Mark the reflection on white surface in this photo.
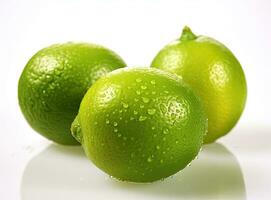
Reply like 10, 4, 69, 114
21, 143, 245, 200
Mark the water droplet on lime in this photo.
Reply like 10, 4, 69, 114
139, 116, 147, 121
122, 103, 129, 108
148, 108, 156, 115
163, 129, 169, 135
141, 85, 147, 90
142, 97, 150, 103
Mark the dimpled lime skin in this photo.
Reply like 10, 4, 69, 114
151, 27, 247, 144
72, 68, 207, 182
18, 43, 126, 145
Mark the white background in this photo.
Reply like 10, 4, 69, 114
0, 0, 270, 199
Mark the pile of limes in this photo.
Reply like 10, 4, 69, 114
18, 26, 247, 182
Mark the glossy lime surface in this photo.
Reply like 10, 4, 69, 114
151, 27, 247, 143
72, 67, 207, 182
18, 43, 126, 145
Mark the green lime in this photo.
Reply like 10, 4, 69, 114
71, 67, 207, 182
18, 43, 126, 145
151, 26, 247, 144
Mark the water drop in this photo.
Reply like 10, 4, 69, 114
162, 137, 166, 141
114, 128, 118, 133
147, 108, 156, 115
156, 145, 160, 150
139, 116, 147, 121
123, 136, 127, 141
136, 78, 142, 83
147, 157, 152, 162
130, 117, 134, 120
141, 85, 147, 90
160, 159, 164, 163
134, 98, 139, 102
113, 122, 118, 127
122, 103, 129, 108
151, 91, 156, 95
134, 110, 138, 115
163, 129, 169, 135
151, 80, 156, 85
175, 140, 179, 144
140, 105, 144, 109
136, 90, 141, 95
117, 133, 122, 137
151, 126, 156, 130
142, 97, 150, 103
164, 90, 169, 94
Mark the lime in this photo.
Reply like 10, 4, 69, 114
18, 43, 126, 145
71, 67, 207, 182
151, 26, 247, 143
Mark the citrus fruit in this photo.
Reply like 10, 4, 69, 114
151, 26, 247, 143
71, 67, 207, 182
18, 43, 126, 145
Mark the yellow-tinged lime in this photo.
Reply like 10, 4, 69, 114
151, 26, 247, 143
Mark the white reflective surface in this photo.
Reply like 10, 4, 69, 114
21, 143, 246, 200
